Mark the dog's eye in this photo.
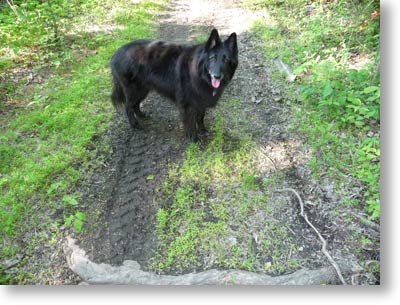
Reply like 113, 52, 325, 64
223, 56, 229, 63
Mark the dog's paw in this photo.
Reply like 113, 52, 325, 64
135, 110, 148, 119
198, 128, 209, 136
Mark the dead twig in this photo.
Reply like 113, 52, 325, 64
351, 212, 380, 232
248, 144, 278, 171
275, 188, 347, 285
1, 254, 25, 270
6, 0, 21, 21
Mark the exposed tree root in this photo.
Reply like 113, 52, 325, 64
64, 237, 360, 285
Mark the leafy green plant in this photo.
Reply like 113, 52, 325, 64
299, 68, 380, 130
62, 195, 79, 207
62, 194, 87, 232
64, 211, 87, 233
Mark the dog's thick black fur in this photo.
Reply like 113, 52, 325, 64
111, 28, 238, 141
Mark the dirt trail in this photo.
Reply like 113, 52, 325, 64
74, 0, 368, 284
81, 0, 271, 267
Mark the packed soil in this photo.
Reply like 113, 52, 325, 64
74, 0, 379, 285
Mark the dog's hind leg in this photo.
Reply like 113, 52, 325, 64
121, 81, 149, 128
111, 75, 125, 110
133, 94, 148, 119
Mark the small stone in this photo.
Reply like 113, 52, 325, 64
227, 236, 237, 246
287, 74, 296, 83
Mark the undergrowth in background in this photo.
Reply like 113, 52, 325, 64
0, 0, 164, 283
246, 0, 380, 219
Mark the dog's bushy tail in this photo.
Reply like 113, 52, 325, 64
111, 75, 125, 110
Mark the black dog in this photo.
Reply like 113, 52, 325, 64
110, 28, 238, 141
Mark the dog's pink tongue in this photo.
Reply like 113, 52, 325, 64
211, 78, 221, 89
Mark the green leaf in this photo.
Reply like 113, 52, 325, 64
75, 211, 87, 221
73, 218, 83, 232
64, 215, 74, 227
358, 107, 369, 115
47, 181, 66, 196
62, 195, 78, 206
354, 120, 364, 127
322, 83, 333, 98
347, 96, 362, 105
146, 174, 155, 181
363, 86, 379, 94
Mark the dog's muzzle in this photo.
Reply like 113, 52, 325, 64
210, 73, 223, 89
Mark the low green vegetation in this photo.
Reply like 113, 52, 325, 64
151, 115, 302, 275
0, 0, 164, 283
246, 0, 380, 219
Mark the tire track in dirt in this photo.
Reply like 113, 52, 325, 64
83, 125, 185, 264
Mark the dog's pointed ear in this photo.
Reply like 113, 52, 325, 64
225, 32, 238, 55
205, 29, 221, 50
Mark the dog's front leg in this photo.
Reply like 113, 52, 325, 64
196, 108, 208, 134
182, 105, 199, 142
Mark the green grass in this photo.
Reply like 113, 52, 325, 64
151, 115, 302, 275
0, 0, 165, 284
246, 0, 380, 219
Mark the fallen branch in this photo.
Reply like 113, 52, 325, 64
351, 212, 380, 232
275, 188, 347, 285
1, 254, 25, 270
274, 57, 296, 83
